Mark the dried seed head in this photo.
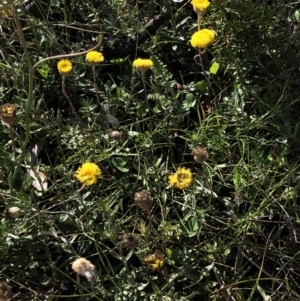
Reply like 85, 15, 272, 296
0, 282, 12, 301
191, 146, 209, 163
120, 233, 139, 249
4, 207, 25, 218
110, 131, 122, 140
134, 190, 153, 211
72, 257, 96, 289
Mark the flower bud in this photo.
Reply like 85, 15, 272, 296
110, 131, 122, 141
5, 207, 25, 218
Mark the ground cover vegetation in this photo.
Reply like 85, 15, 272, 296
0, 0, 300, 300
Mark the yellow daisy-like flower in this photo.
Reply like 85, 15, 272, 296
57, 59, 73, 75
133, 58, 153, 73
190, 29, 215, 49
191, 0, 211, 13
86, 51, 105, 65
168, 167, 193, 190
75, 162, 101, 186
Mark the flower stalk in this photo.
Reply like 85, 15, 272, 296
8, 0, 34, 186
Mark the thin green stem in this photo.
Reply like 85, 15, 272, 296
92, 65, 109, 129
92, 65, 100, 104
9, 0, 33, 186
197, 49, 217, 102
197, 12, 202, 30
62, 75, 80, 123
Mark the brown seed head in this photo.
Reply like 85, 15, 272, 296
134, 190, 153, 211
120, 233, 139, 249
0, 282, 12, 301
191, 146, 209, 163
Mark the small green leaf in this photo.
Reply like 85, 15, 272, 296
209, 62, 220, 75
37, 64, 50, 78
111, 157, 129, 172
198, 262, 214, 281
195, 80, 208, 93
182, 93, 196, 110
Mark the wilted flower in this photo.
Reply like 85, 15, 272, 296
190, 29, 215, 49
120, 233, 139, 249
0, 103, 17, 125
134, 190, 153, 211
191, 0, 211, 14
57, 59, 73, 75
191, 146, 209, 163
5, 206, 25, 218
133, 58, 153, 73
0, 282, 12, 301
143, 250, 165, 270
168, 167, 193, 190
72, 257, 96, 289
0, 5, 12, 18
86, 51, 104, 65
75, 162, 101, 186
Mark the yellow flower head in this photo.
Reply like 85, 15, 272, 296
133, 58, 153, 73
86, 51, 105, 65
0, 103, 17, 125
191, 0, 211, 13
75, 162, 101, 186
0, 6, 12, 18
149, 258, 165, 270
143, 250, 165, 270
190, 29, 215, 49
168, 167, 193, 190
57, 59, 73, 75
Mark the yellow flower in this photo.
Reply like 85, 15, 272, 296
143, 250, 165, 270
75, 162, 101, 186
0, 103, 17, 125
57, 59, 73, 75
149, 258, 165, 270
133, 58, 153, 73
191, 0, 211, 13
86, 51, 105, 65
168, 167, 193, 190
190, 29, 215, 49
